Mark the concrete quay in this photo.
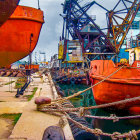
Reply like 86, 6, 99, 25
0, 74, 74, 140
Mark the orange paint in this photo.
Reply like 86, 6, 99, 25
0, 5, 44, 67
89, 60, 140, 112
129, 106, 140, 115
0, 0, 19, 26
25, 64, 39, 70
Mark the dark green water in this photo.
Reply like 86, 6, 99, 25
58, 84, 140, 140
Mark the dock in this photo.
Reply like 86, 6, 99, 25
0, 73, 74, 140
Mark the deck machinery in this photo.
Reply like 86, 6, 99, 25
60, 0, 140, 62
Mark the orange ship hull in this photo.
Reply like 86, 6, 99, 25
89, 60, 140, 112
0, 5, 44, 67
0, 0, 20, 26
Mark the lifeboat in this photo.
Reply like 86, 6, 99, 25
0, 5, 44, 67
89, 60, 140, 112
0, 0, 20, 26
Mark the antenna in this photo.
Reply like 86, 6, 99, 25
35, 52, 38, 64
38, 0, 40, 9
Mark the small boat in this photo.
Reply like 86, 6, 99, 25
89, 59, 140, 112
0, 0, 20, 26
0, 5, 44, 67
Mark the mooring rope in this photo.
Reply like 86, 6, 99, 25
37, 64, 140, 139
67, 116, 140, 139
38, 96, 140, 113
38, 102, 140, 139
39, 65, 124, 108
54, 65, 124, 103
71, 112, 140, 122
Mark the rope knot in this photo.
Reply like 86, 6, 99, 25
78, 107, 85, 117
110, 114, 119, 122
111, 132, 121, 140
59, 116, 68, 128
131, 130, 138, 139
127, 130, 138, 140
93, 128, 103, 136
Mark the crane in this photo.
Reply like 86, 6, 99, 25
106, 0, 140, 53
61, 0, 140, 60
39, 51, 47, 67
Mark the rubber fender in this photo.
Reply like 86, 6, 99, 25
63, 78, 68, 82
70, 77, 76, 84
68, 113, 100, 140
77, 77, 82, 82
59, 90, 65, 97
86, 72, 91, 85
74, 131, 99, 140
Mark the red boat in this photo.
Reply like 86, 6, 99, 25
0, 0, 20, 26
0, 5, 44, 67
89, 60, 140, 113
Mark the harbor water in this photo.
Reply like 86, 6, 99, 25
58, 84, 140, 140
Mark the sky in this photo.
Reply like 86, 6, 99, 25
19, 0, 139, 62
19, 0, 64, 62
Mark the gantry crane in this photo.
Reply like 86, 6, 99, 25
61, 0, 140, 60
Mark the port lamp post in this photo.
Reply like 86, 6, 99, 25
29, 33, 33, 70
27, 33, 34, 81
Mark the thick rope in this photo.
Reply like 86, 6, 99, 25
50, 65, 125, 105
38, 102, 140, 139
71, 112, 140, 122
39, 64, 140, 139
67, 116, 140, 139
38, 96, 140, 113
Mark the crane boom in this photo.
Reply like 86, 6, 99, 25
107, 0, 140, 53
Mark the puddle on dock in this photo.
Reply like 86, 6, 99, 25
58, 84, 140, 140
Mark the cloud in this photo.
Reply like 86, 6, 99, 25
19, 0, 137, 62
19, 0, 63, 62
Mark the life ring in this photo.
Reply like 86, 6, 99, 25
70, 77, 76, 84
